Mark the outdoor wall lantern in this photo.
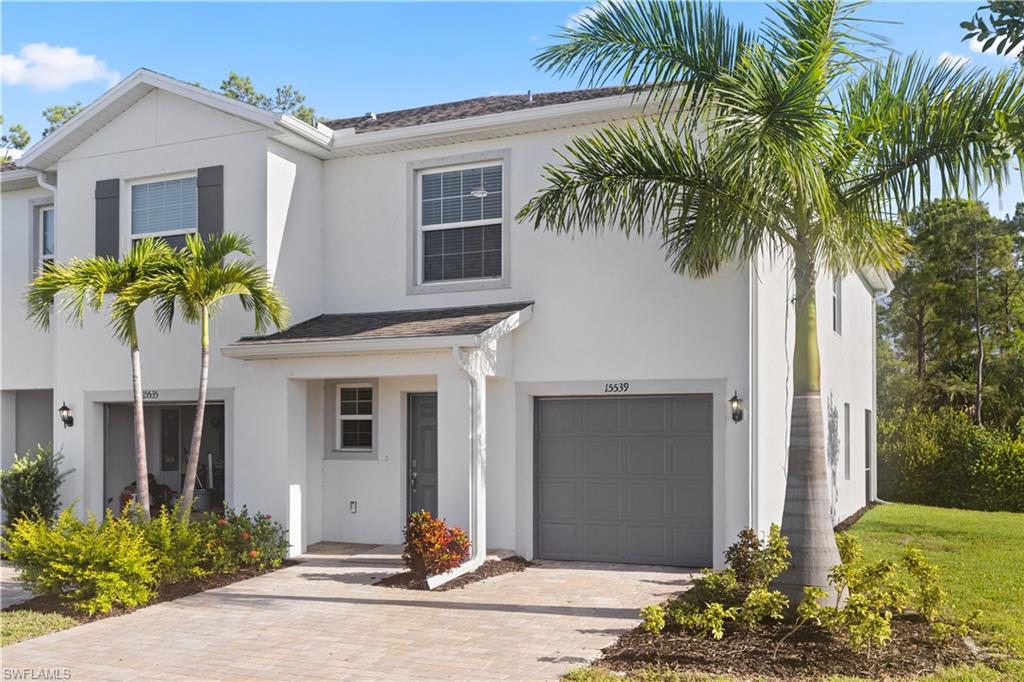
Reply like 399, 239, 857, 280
58, 402, 74, 429
728, 391, 744, 423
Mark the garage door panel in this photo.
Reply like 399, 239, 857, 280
627, 526, 668, 560
623, 439, 666, 475
581, 482, 621, 517
671, 485, 712, 523
582, 524, 621, 558
538, 439, 578, 474
669, 396, 714, 432
624, 398, 668, 432
537, 399, 576, 433
537, 395, 713, 568
581, 440, 621, 474
539, 523, 579, 558
626, 483, 667, 517
539, 481, 577, 515
580, 400, 620, 432
669, 436, 714, 477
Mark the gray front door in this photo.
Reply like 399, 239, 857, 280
535, 395, 714, 567
408, 393, 438, 517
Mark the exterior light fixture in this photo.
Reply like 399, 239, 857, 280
469, 188, 489, 199
58, 402, 74, 429
728, 391, 744, 423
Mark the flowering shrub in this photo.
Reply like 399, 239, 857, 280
3, 508, 155, 615
401, 510, 470, 577
197, 505, 288, 572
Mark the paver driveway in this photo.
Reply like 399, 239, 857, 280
1, 543, 693, 681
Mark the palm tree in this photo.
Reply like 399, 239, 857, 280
518, 0, 1023, 602
26, 239, 177, 520
119, 232, 288, 516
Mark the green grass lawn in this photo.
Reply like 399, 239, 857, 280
0, 610, 77, 646
847, 503, 1024, 660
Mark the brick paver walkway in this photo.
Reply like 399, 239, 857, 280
0, 544, 693, 681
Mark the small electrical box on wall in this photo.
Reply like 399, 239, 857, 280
349, 501, 357, 513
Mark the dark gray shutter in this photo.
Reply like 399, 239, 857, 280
197, 165, 224, 241
95, 179, 120, 259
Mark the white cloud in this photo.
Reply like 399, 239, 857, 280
1, 43, 120, 91
567, 6, 598, 28
967, 35, 1023, 60
938, 51, 972, 68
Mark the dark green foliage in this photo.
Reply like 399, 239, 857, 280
963, 2, 1024, 63
640, 524, 791, 637
3, 509, 156, 615
41, 102, 83, 137
219, 72, 316, 125
0, 444, 73, 523
879, 200, 1024, 433
196, 505, 289, 573
0, 114, 30, 160
878, 407, 1024, 512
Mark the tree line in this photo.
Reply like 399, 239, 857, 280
879, 200, 1024, 434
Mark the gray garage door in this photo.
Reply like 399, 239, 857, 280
535, 395, 713, 567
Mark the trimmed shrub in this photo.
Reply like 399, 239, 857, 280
130, 502, 206, 584
0, 444, 73, 523
3, 508, 155, 615
878, 407, 1024, 511
197, 505, 288, 573
401, 510, 470, 577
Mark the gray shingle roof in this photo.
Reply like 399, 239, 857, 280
322, 87, 628, 133
1, 161, 18, 172
238, 302, 533, 344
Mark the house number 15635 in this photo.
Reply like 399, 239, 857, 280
604, 382, 629, 393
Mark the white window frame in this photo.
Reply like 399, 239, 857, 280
832, 276, 843, 335
36, 204, 55, 272
335, 382, 375, 453
407, 149, 511, 294
126, 170, 199, 249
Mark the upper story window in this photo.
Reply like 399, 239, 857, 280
410, 151, 510, 294
131, 175, 197, 249
832, 276, 842, 335
37, 205, 54, 271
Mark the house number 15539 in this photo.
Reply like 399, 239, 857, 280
604, 382, 629, 393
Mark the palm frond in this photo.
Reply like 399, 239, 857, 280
534, 0, 750, 121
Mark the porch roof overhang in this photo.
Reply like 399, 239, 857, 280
221, 301, 533, 360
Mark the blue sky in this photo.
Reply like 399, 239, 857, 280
1, 1, 1020, 215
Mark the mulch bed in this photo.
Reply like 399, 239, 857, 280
375, 556, 531, 591
834, 501, 881, 533
3, 560, 298, 623
597, 614, 977, 681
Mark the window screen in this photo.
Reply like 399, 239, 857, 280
419, 164, 502, 283
132, 177, 198, 236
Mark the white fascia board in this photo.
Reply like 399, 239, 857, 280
221, 334, 483, 360
857, 266, 894, 295
17, 68, 328, 169
330, 95, 646, 156
0, 168, 41, 192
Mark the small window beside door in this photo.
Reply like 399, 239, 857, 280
336, 384, 374, 451
832, 276, 843, 335
36, 205, 55, 272
843, 402, 851, 480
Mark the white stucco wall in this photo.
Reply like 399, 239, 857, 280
755, 256, 879, 532
1, 185, 54, 390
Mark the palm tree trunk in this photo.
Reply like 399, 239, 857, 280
129, 322, 151, 521
773, 249, 843, 606
973, 249, 984, 426
180, 306, 210, 519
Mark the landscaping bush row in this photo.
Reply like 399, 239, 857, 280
2, 504, 288, 615
878, 407, 1024, 512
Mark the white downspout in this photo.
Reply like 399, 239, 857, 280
37, 172, 57, 196
425, 346, 487, 589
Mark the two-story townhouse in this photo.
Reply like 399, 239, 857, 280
0, 69, 889, 577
